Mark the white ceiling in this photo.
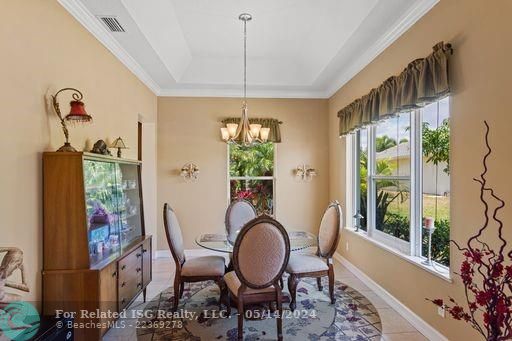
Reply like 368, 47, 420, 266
59, 0, 439, 98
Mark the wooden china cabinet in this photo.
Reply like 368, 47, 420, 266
42, 152, 152, 340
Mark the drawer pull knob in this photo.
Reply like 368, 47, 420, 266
136, 268, 141, 273
136, 253, 142, 258
142, 249, 148, 253
121, 298, 126, 304
137, 283, 142, 288
121, 265, 126, 270
121, 281, 126, 287
112, 271, 117, 277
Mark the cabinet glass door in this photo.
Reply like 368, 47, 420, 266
83, 160, 122, 265
115, 163, 143, 247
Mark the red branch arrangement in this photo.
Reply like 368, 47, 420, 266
427, 121, 510, 340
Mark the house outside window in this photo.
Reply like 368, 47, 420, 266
351, 97, 450, 268
228, 143, 275, 215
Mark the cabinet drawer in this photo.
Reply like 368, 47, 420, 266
118, 247, 143, 310
118, 275, 142, 310
119, 246, 143, 273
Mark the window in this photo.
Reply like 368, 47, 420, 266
228, 143, 275, 215
351, 97, 450, 267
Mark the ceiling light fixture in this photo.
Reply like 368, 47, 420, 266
220, 13, 270, 145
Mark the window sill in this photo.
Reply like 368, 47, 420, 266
344, 227, 453, 283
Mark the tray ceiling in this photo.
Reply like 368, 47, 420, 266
59, 0, 439, 98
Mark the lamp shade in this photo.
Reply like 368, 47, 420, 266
226, 123, 238, 138
249, 124, 262, 138
65, 100, 92, 123
111, 137, 127, 149
260, 127, 270, 142
220, 127, 230, 141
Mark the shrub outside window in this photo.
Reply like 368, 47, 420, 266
352, 97, 450, 267
228, 143, 275, 215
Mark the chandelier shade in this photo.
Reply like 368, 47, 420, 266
221, 118, 282, 143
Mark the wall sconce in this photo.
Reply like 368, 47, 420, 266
180, 163, 200, 181
294, 164, 317, 182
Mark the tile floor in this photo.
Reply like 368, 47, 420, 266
104, 253, 428, 340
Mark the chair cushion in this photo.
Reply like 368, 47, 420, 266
236, 222, 288, 286
164, 206, 185, 264
226, 200, 256, 244
286, 254, 329, 274
224, 271, 275, 297
318, 204, 341, 256
181, 256, 226, 277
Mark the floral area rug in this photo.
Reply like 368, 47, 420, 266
137, 277, 381, 340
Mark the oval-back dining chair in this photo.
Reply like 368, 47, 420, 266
163, 203, 227, 311
224, 215, 290, 341
225, 199, 257, 245
286, 200, 343, 311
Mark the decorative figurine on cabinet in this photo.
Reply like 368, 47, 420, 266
90, 140, 112, 155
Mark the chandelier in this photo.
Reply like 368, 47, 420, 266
220, 13, 270, 145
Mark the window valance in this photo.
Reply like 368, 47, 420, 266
337, 42, 453, 136
221, 118, 282, 143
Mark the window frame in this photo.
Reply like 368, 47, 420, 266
226, 143, 277, 216
349, 99, 450, 270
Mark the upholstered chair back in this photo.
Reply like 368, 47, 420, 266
163, 203, 185, 266
225, 199, 257, 244
233, 215, 290, 289
318, 201, 343, 257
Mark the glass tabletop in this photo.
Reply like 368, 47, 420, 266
195, 230, 317, 253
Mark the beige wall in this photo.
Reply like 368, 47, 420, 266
0, 0, 157, 305
157, 97, 329, 250
328, 0, 512, 339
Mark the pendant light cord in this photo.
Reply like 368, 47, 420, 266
243, 17, 247, 105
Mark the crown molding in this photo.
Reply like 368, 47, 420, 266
58, 0, 161, 95
158, 87, 330, 99
59, 0, 438, 99
324, 0, 440, 98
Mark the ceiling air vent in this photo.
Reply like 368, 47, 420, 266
98, 16, 125, 33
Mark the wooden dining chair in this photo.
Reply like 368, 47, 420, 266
286, 201, 343, 311
163, 203, 227, 311
225, 199, 257, 245
224, 215, 290, 341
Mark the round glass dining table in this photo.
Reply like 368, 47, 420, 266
195, 230, 317, 253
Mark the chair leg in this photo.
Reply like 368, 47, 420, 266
316, 277, 323, 291
328, 265, 335, 304
216, 279, 225, 311
173, 276, 180, 312
237, 296, 244, 340
179, 282, 185, 298
288, 274, 299, 312
226, 291, 231, 316
276, 287, 283, 341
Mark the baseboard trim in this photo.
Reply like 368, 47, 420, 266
333, 252, 447, 341
155, 250, 171, 259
